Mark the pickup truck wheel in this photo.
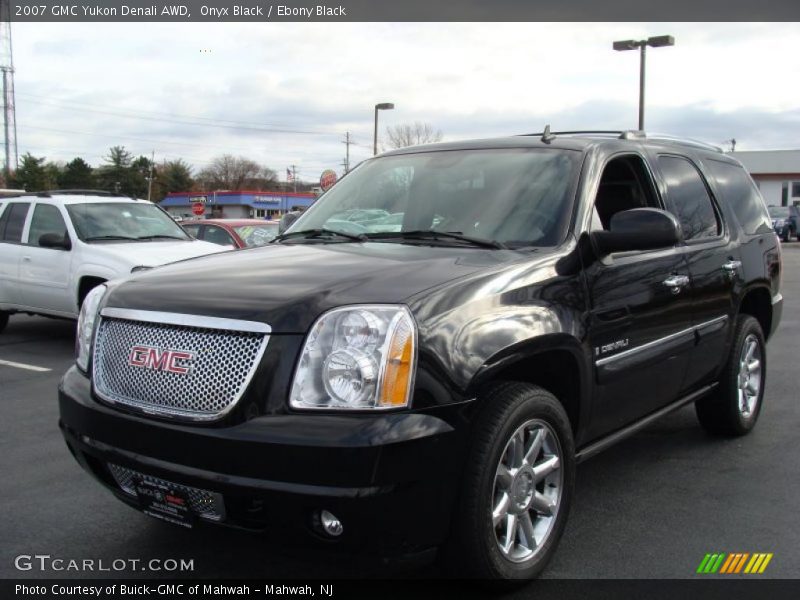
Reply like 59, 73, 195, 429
696, 315, 765, 436
0, 311, 8, 333
444, 382, 575, 581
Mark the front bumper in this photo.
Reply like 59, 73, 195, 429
59, 366, 468, 557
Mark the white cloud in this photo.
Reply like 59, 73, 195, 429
11, 22, 800, 178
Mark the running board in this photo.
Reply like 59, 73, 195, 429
575, 383, 718, 463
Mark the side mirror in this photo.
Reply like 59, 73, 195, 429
39, 232, 72, 251
592, 208, 680, 255
278, 211, 300, 234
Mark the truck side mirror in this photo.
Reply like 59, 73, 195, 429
591, 208, 681, 255
279, 211, 301, 234
38, 232, 72, 251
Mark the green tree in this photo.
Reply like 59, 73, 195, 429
97, 146, 134, 195
152, 159, 194, 201
58, 157, 95, 189
9, 153, 57, 192
130, 155, 153, 199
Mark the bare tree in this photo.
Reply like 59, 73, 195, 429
384, 122, 443, 150
196, 155, 278, 190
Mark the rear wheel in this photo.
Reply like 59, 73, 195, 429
0, 311, 8, 333
444, 382, 575, 581
696, 315, 766, 436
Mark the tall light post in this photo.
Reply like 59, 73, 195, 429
613, 35, 674, 131
373, 102, 394, 155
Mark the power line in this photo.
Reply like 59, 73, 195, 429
16, 92, 339, 130
20, 96, 342, 137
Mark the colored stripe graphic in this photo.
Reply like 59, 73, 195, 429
734, 553, 750, 573
720, 554, 736, 574
698, 552, 772, 574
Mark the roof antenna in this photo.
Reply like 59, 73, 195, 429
541, 124, 556, 144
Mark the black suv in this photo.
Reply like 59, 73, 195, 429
768, 204, 799, 242
59, 131, 783, 581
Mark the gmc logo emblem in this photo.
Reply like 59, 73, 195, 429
128, 345, 195, 375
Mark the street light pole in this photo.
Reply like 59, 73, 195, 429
638, 43, 646, 131
613, 35, 674, 131
373, 102, 395, 155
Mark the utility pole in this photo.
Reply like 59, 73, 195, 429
0, 2, 18, 181
342, 131, 352, 173
291, 164, 297, 192
146, 150, 155, 201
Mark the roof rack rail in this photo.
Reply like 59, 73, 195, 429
47, 189, 125, 196
643, 134, 723, 153
520, 130, 627, 138
518, 129, 722, 152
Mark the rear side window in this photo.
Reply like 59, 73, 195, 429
706, 160, 772, 235
0, 202, 31, 242
658, 156, 721, 241
182, 224, 201, 238
28, 204, 69, 247
203, 225, 234, 246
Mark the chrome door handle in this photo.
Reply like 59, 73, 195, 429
722, 260, 742, 272
663, 275, 690, 294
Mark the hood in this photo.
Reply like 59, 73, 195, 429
95, 239, 226, 267
105, 242, 524, 333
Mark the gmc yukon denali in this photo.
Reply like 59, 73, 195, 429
58, 131, 783, 581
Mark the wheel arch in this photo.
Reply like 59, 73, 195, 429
467, 334, 590, 440
737, 284, 773, 340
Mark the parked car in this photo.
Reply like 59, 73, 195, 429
59, 132, 782, 581
181, 218, 280, 249
0, 191, 224, 333
767, 205, 799, 242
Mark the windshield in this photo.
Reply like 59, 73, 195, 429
66, 202, 191, 242
286, 148, 580, 247
234, 223, 279, 246
768, 206, 790, 218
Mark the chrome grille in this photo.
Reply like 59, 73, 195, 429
108, 463, 224, 521
92, 310, 269, 421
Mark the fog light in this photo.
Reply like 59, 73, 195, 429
319, 510, 343, 537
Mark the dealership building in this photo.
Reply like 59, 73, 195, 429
160, 190, 317, 220
732, 149, 800, 207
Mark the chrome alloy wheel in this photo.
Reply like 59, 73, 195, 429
737, 333, 762, 419
492, 419, 563, 563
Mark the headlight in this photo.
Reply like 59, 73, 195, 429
75, 284, 107, 372
289, 305, 417, 410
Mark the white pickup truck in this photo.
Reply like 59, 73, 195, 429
0, 191, 224, 333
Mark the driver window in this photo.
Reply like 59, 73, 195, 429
592, 155, 660, 231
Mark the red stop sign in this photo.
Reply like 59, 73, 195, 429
192, 203, 205, 216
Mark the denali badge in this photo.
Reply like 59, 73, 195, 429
128, 345, 195, 375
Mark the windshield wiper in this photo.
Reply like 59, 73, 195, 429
83, 235, 139, 241
136, 234, 187, 240
365, 230, 507, 249
273, 228, 367, 243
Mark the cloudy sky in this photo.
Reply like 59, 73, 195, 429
11, 22, 800, 181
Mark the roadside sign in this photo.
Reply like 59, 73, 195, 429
192, 203, 205, 216
189, 195, 208, 204
320, 170, 338, 192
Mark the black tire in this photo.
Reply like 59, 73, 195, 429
696, 315, 766, 436
0, 311, 8, 334
444, 382, 575, 581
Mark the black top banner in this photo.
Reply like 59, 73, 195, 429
5, 0, 800, 22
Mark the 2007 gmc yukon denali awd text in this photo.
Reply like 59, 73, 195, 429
58, 131, 783, 581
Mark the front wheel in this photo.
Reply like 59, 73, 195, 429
696, 315, 766, 436
444, 382, 575, 581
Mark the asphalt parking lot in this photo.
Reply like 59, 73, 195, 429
1, 245, 799, 580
